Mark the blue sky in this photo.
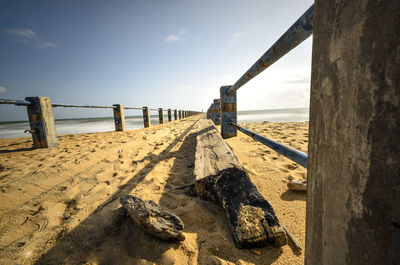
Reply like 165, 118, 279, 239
0, 0, 313, 121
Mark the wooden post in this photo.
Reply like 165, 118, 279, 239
167, 109, 172, 122
158, 108, 164, 124
25, 97, 58, 148
142, 106, 151, 128
306, 1, 400, 264
113, 104, 125, 131
213, 99, 221, 125
174, 109, 177, 120
220, 85, 237, 139
179, 110, 181, 119
210, 103, 215, 123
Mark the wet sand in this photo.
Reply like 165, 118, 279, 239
0, 115, 308, 265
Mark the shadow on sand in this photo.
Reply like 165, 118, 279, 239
35, 117, 282, 264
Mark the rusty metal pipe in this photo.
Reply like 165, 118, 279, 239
230, 123, 308, 168
227, 5, 314, 96
0, 99, 32, 106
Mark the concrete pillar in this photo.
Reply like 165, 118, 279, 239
158, 108, 164, 124
25, 97, 58, 148
167, 109, 172, 122
179, 110, 181, 119
142, 106, 151, 128
306, 1, 400, 265
213, 99, 221, 125
174, 109, 177, 120
220, 86, 237, 139
113, 104, 125, 131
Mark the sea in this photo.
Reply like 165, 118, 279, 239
0, 108, 309, 139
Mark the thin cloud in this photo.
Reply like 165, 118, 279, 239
286, 77, 310, 84
5, 28, 56, 50
180, 85, 192, 91
227, 32, 242, 45
165, 34, 181, 42
165, 28, 186, 43
0, 86, 7, 93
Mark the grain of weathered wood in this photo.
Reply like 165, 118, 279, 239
194, 119, 287, 248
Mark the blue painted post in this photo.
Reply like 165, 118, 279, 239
25, 97, 58, 148
167, 109, 172, 122
174, 109, 177, 120
158, 108, 164, 124
113, 104, 125, 131
220, 86, 237, 139
213, 99, 221, 125
142, 106, 151, 128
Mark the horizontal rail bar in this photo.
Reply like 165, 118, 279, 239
230, 123, 308, 168
52, 103, 116, 109
227, 4, 314, 96
124, 107, 142, 110
0, 99, 32, 106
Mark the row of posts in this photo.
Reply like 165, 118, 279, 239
206, 86, 237, 139
23, 97, 199, 148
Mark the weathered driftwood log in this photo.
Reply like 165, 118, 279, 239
120, 195, 185, 241
194, 119, 287, 248
287, 179, 307, 192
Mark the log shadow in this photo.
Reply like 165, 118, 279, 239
157, 128, 282, 264
0, 147, 37, 154
280, 190, 306, 202
34, 119, 200, 265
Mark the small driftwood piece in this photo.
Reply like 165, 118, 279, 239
287, 179, 307, 192
282, 224, 303, 250
194, 119, 287, 249
120, 195, 185, 241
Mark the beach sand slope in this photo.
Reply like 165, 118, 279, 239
0, 116, 307, 265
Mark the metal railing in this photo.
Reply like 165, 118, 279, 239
1, 97, 200, 147
208, 4, 314, 168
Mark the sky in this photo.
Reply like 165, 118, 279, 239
0, 0, 314, 121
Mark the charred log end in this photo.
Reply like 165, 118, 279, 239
234, 205, 287, 248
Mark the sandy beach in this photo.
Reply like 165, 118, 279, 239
0, 115, 308, 265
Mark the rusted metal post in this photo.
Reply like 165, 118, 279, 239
174, 109, 177, 120
213, 99, 221, 125
167, 109, 172, 122
220, 85, 237, 138
158, 108, 164, 124
25, 97, 58, 148
113, 104, 125, 131
142, 106, 151, 128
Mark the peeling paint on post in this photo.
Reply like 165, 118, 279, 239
220, 86, 237, 139
158, 108, 164, 124
167, 109, 172, 122
142, 106, 151, 128
25, 97, 58, 148
113, 104, 125, 131
213, 99, 221, 125
174, 109, 177, 120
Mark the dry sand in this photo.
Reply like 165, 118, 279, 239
0, 115, 308, 265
